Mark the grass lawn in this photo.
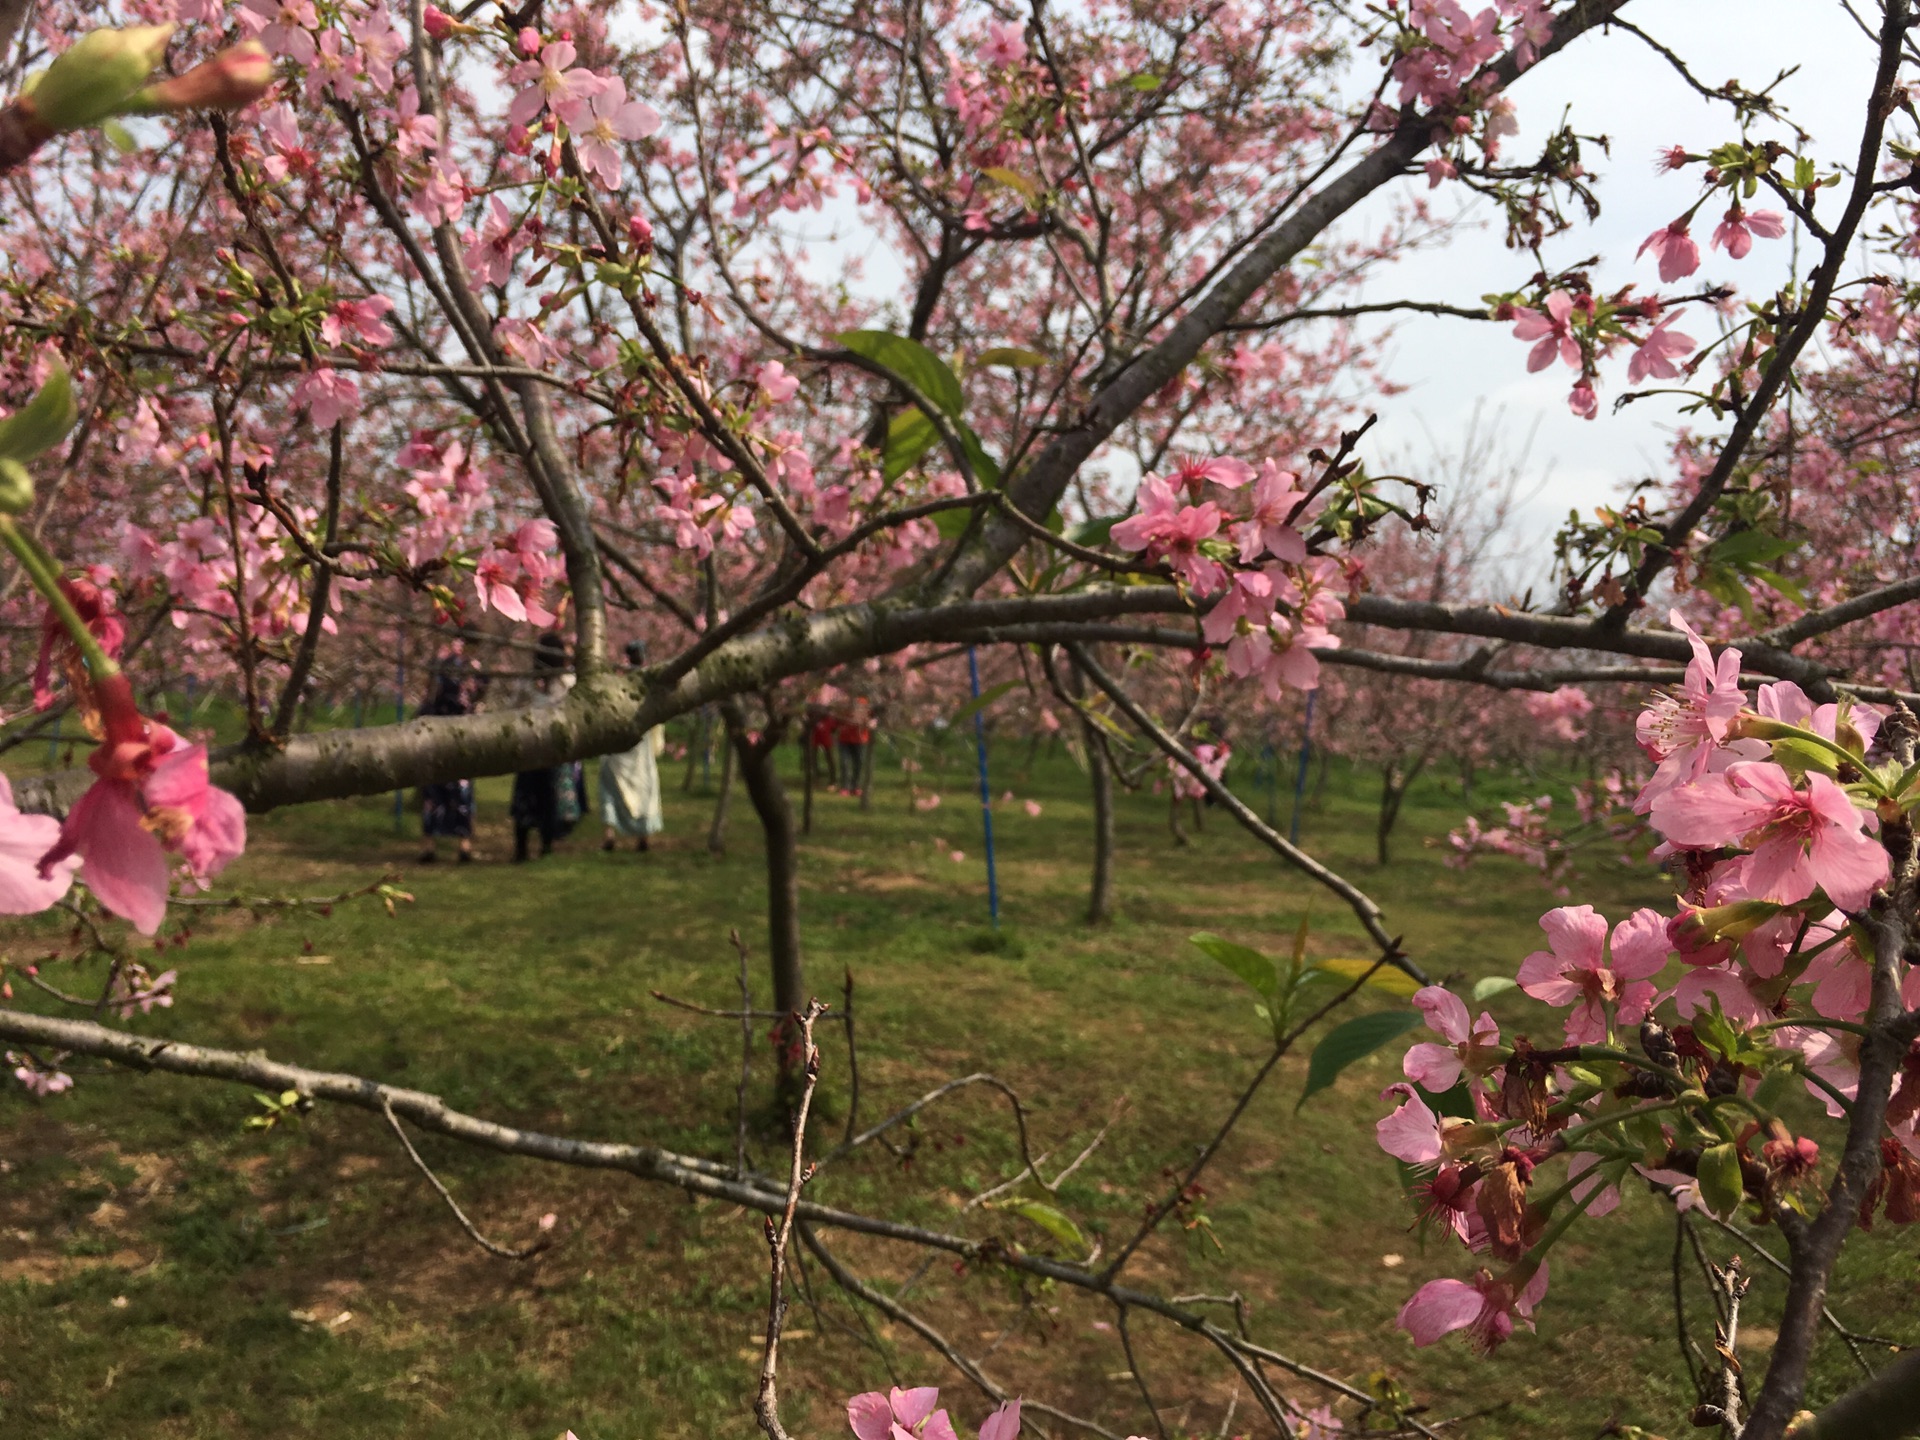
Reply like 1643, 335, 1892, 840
1, 730, 1914, 1440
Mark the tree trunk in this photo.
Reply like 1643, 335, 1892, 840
682, 711, 704, 792
707, 724, 735, 855
1085, 726, 1114, 924
728, 713, 806, 1023
1168, 788, 1187, 847
1376, 748, 1432, 866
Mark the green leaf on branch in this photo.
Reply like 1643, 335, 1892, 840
1298, 1010, 1424, 1109
882, 408, 938, 482
976, 345, 1049, 369
1471, 975, 1518, 1003
1190, 932, 1278, 1002
1001, 1200, 1086, 1252
836, 329, 964, 417
0, 360, 78, 464
951, 680, 1018, 728
979, 168, 1040, 202
1696, 1141, 1746, 1219
1308, 957, 1420, 997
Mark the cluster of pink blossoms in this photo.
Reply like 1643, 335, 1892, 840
1382, 610, 1918, 1353
1113, 456, 1343, 698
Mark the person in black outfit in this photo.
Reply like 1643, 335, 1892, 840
509, 631, 580, 862
419, 648, 486, 863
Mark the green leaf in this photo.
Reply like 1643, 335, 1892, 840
951, 679, 1018, 728
1003, 1200, 1086, 1251
100, 116, 137, 153
932, 505, 974, 541
1298, 1010, 1424, 1109
980, 167, 1040, 202
1124, 72, 1162, 90
1696, 1142, 1746, 1219
1069, 515, 1120, 548
1426, 1079, 1479, 1119
957, 420, 1002, 488
1709, 530, 1800, 567
1471, 976, 1518, 1003
836, 329, 964, 417
1189, 932, 1279, 1002
0, 360, 77, 464
882, 407, 938, 482
1308, 957, 1421, 997
976, 346, 1049, 369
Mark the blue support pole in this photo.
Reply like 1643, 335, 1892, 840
46, 710, 61, 768
1288, 689, 1317, 845
966, 647, 1000, 928
1260, 741, 1278, 827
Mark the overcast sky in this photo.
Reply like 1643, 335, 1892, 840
1352, 0, 1883, 566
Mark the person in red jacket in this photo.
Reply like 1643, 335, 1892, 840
835, 698, 871, 794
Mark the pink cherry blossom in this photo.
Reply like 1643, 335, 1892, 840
1376, 1082, 1445, 1165
757, 360, 801, 403
1711, 204, 1787, 260
848, 1387, 961, 1440
1111, 476, 1226, 592
1627, 315, 1696, 384
980, 21, 1027, 68
1516, 905, 1668, 1044
507, 40, 604, 130
1167, 454, 1256, 497
1651, 764, 1889, 913
1510, 290, 1580, 372
1397, 1263, 1548, 1353
463, 197, 525, 287
38, 680, 246, 936
1235, 460, 1308, 563
293, 367, 361, 429
570, 77, 661, 189
239, 0, 319, 64
349, 5, 405, 93
1634, 609, 1745, 803
1567, 381, 1597, 419
259, 103, 314, 183
0, 773, 79, 915
1636, 221, 1701, 281
1403, 985, 1500, 1092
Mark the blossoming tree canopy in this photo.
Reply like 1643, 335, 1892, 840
5, 0, 1920, 1437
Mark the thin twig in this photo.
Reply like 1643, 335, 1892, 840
753, 998, 829, 1440
380, 1099, 551, 1261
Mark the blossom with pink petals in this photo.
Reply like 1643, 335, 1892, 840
1651, 763, 1888, 913
0, 773, 79, 916
980, 21, 1027, 68
294, 367, 361, 429
1510, 291, 1580, 372
507, 40, 604, 130
1627, 315, 1696, 384
1636, 221, 1701, 282
1516, 905, 1668, 1044
238, 0, 318, 63
1397, 1264, 1549, 1353
1403, 985, 1500, 1092
1711, 204, 1787, 260
570, 76, 660, 189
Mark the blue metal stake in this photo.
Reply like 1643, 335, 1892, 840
1260, 741, 1278, 827
966, 647, 1000, 928
46, 710, 61, 768
392, 651, 406, 833
1288, 689, 1317, 845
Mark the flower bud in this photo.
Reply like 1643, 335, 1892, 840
1668, 898, 1781, 953
127, 41, 273, 115
0, 457, 34, 514
22, 25, 174, 136
422, 5, 473, 38
0, 360, 78, 464
1726, 713, 1798, 743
